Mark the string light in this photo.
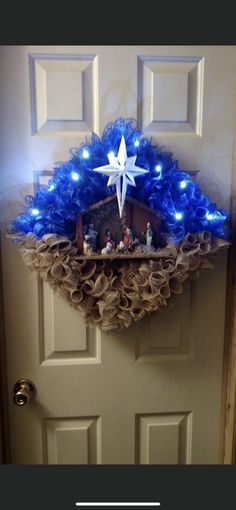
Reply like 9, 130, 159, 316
134, 140, 139, 147
71, 171, 79, 181
31, 208, 39, 216
82, 149, 89, 159
48, 184, 55, 191
180, 180, 187, 189
206, 212, 214, 220
175, 212, 183, 220
154, 164, 162, 180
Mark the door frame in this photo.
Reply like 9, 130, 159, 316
0, 231, 11, 463
219, 240, 236, 463
219, 115, 236, 464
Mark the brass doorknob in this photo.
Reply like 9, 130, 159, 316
13, 379, 36, 406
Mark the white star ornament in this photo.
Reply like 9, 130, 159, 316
93, 136, 148, 217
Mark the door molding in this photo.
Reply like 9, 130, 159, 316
0, 230, 11, 463
219, 112, 236, 464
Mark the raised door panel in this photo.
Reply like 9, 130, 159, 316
44, 416, 101, 464
29, 53, 99, 135
137, 55, 204, 135
136, 412, 192, 464
39, 283, 101, 365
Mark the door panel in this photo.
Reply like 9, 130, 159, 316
136, 412, 192, 464
40, 283, 101, 365
1, 45, 236, 464
44, 417, 101, 464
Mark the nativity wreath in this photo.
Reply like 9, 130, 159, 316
9, 118, 229, 331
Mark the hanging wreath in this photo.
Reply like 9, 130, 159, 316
9, 118, 229, 331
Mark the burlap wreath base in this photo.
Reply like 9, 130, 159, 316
11, 231, 228, 331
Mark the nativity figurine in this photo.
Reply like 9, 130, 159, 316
145, 222, 153, 249
122, 223, 134, 250
103, 228, 115, 250
83, 235, 93, 256
85, 223, 98, 251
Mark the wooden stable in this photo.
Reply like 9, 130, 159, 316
76, 193, 161, 254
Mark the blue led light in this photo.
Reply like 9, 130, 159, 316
175, 212, 183, 220
31, 208, 39, 216
82, 149, 89, 159
155, 164, 162, 173
180, 180, 187, 189
206, 212, 214, 220
48, 184, 55, 191
71, 171, 79, 181
134, 140, 139, 147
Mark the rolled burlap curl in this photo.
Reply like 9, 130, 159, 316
9, 231, 229, 331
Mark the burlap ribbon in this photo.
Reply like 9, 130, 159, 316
9, 231, 229, 331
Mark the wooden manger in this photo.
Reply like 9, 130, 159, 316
76, 193, 161, 256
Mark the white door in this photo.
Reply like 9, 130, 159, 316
1, 45, 236, 464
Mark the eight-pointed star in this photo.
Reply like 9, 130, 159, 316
93, 136, 148, 217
